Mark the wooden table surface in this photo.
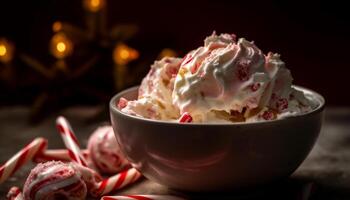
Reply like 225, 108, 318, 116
0, 106, 349, 200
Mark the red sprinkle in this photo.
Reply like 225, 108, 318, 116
236, 60, 250, 81
179, 112, 193, 123
117, 98, 128, 109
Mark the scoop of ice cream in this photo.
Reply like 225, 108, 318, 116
23, 161, 100, 200
87, 126, 129, 174
121, 57, 182, 120
246, 52, 312, 121
173, 32, 312, 122
120, 32, 313, 123
173, 33, 273, 122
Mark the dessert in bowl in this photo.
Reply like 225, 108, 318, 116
109, 32, 325, 191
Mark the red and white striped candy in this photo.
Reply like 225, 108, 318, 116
93, 168, 142, 196
6, 186, 24, 200
56, 116, 88, 167
178, 112, 193, 123
33, 149, 89, 163
56, 116, 143, 196
101, 195, 186, 200
0, 138, 47, 184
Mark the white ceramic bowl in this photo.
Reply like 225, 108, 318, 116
110, 86, 325, 192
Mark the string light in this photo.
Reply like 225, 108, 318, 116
0, 38, 14, 63
83, 0, 105, 12
50, 33, 73, 59
113, 43, 139, 65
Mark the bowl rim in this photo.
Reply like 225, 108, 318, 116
110, 85, 325, 126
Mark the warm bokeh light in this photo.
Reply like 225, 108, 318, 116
158, 48, 177, 59
0, 45, 7, 56
113, 43, 139, 65
56, 42, 66, 53
52, 21, 62, 32
83, 0, 105, 12
50, 33, 73, 59
0, 38, 14, 63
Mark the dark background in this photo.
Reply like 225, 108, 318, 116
1, 0, 349, 107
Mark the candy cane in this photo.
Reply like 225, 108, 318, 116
6, 186, 24, 200
101, 195, 186, 200
56, 116, 88, 167
33, 149, 89, 163
179, 112, 192, 123
0, 138, 47, 184
93, 168, 142, 196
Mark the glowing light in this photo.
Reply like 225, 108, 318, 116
158, 48, 177, 59
0, 39, 14, 63
91, 0, 100, 8
50, 33, 73, 59
83, 0, 105, 12
0, 45, 7, 56
119, 49, 130, 60
113, 43, 139, 65
52, 21, 62, 32
56, 42, 66, 53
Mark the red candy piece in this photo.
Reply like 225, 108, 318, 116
181, 54, 193, 66
250, 83, 261, 92
165, 65, 179, 78
190, 62, 201, 74
261, 110, 276, 120
117, 98, 128, 109
276, 98, 288, 111
179, 112, 193, 123
236, 60, 250, 81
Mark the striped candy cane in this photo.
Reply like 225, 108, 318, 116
101, 195, 186, 200
33, 149, 89, 163
179, 112, 192, 123
0, 138, 47, 184
56, 116, 88, 167
6, 186, 24, 200
93, 168, 142, 196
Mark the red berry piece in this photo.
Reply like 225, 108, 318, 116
117, 97, 128, 109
